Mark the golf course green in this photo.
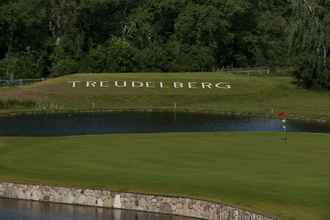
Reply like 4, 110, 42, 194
0, 73, 330, 122
0, 132, 330, 220
1, 73, 330, 220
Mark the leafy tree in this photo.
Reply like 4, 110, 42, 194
290, 0, 330, 89
175, 3, 225, 47
184, 46, 215, 71
254, 0, 289, 67
81, 37, 136, 73
0, 51, 43, 79
0, 0, 293, 78
125, 6, 155, 49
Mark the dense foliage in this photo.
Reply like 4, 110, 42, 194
290, 0, 330, 89
5, 0, 328, 90
0, 0, 291, 78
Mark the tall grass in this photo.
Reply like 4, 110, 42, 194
0, 99, 36, 109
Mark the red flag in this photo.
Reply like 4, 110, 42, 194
277, 112, 287, 119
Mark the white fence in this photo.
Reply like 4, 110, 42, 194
217, 66, 271, 75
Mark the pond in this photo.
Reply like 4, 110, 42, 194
0, 198, 194, 220
0, 112, 329, 136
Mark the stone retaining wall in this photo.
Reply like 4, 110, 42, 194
0, 182, 275, 220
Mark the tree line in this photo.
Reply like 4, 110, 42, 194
0, 0, 328, 89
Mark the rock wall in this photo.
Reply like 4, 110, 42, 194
0, 182, 275, 220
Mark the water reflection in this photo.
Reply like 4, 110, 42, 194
0, 112, 329, 136
0, 198, 193, 220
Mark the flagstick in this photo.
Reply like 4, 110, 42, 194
277, 112, 288, 143
282, 119, 288, 142
285, 129, 288, 142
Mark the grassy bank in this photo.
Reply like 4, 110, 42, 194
1, 132, 330, 220
0, 73, 329, 121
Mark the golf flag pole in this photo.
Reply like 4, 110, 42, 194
277, 112, 288, 141
282, 119, 287, 141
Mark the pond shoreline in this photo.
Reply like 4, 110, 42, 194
0, 182, 275, 220
1, 109, 330, 136
0, 108, 329, 125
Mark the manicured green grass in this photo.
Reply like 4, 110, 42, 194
1, 73, 330, 121
1, 132, 330, 220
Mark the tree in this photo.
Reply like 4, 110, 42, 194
0, 0, 49, 78
0, 0, 292, 76
290, 0, 330, 89
0, 51, 43, 79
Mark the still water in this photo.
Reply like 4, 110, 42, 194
0, 198, 194, 220
0, 112, 329, 136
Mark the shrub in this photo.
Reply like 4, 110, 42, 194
0, 52, 42, 79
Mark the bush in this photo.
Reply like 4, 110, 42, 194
51, 57, 79, 76
294, 57, 330, 89
0, 52, 42, 79
167, 42, 215, 72
79, 47, 106, 73
80, 37, 136, 73
49, 43, 80, 76
106, 37, 136, 72
133, 44, 172, 72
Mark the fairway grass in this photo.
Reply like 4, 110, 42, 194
1, 132, 330, 220
1, 73, 330, 122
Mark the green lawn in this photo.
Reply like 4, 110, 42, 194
1, 132, 330, 220
1, 73, 330, 122
1, 72, 330, 219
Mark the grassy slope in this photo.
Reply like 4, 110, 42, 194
1, 132, 330, 220
1, 73, 330, 121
